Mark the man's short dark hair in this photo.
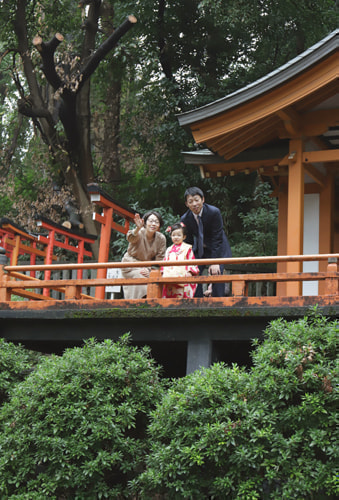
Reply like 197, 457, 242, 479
184, 187, 204, 201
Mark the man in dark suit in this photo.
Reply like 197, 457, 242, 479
181, 186, 232, 297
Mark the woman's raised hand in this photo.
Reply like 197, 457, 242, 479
134, 213, 144, 229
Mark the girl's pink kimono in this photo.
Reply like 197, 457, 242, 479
161, 242, 199, 298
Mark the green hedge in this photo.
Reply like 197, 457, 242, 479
137, 313, 338, 499
0, 314, 337, 499
0, 338, 42, 406
0, 335, 164, 499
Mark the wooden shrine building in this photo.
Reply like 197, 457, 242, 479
0, 32, 338, 377
178, 29, 338, 298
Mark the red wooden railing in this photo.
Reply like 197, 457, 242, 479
0, 254, 337, 307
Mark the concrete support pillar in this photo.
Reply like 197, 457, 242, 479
186, 337, 212, 374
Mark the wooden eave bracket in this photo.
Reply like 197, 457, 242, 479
304, 164, 326, 187
276, 108, 301, 136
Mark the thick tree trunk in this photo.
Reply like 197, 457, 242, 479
98, 2, 122, 184
12, 0, 136, 258
65, 167, 100, 259
101, 69, 122, 184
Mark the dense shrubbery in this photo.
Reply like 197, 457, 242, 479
137, 313, 338, 499
0, 335, 164, 499
0, 338, 42, 406
249, 313, 338, 499
0, 314, 337, 499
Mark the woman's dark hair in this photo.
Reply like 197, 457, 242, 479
143, 210, 164, 228
184, 186, 204, 201
169, 222, 187, 236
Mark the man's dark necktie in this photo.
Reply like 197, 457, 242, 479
197, 215, 204, 258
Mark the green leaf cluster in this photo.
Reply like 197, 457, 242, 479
138, 312, 338, 499
0, 339, 42, 407
0, 335, 164, 499
232, 180, 278, 257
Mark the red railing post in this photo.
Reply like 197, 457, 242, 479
0, 266, 10, 301
232, 280, 247, 296
147, 269, 162, 299
0, 247, 10, 301
325, 258, 338, 295
65, 284, 82, 300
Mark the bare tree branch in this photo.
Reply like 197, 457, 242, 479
79, 15, 137, 89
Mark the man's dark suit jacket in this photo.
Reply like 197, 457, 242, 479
181, 203, 232, 260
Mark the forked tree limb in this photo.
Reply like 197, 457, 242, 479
33, 33, 64, 90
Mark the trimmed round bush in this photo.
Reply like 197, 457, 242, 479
0, 335, 163, 499
138, 313, 338, 499
136, 363, 254, 498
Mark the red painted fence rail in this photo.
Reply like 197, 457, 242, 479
0, 254, 338, 307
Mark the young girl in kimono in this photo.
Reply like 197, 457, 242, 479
162, 222, 199, 298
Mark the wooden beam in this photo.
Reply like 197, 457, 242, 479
277, 108, 339, 137
191, 54, 338, 143
303, 149, 339, 164
215, 117, 279, 159
304, 183, 321, 195
304, 164, 325, 186
2, 223, 37, 241
89, 193, 135, 221
202, 158, 282, 173
301, 108, 339, 136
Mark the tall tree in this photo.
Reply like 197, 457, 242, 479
0, 0, 136, 254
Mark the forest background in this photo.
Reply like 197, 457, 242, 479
0, 0, 337, 261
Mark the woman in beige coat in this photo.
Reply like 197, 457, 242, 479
121, 211, 166, 299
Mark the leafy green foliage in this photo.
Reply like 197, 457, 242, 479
136, 363, 254, 498
137, 312, 338, 499
0, 335, 164, 499
0, 339, 42, 406
232, 180, 278, 256
249, 311, 338, 499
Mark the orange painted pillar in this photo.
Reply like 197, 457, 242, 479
11, 235, 21, 265
43, 229, 55, 297
286, 138, 304, 296
30, 243, 37, 278
77, 240, 85, 280
276, 177, 288, 296
318, 173, 334, 294
95, 207, 113, 299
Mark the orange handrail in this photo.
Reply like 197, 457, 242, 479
4, 253, 338, 272
0, 254, 337, 303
